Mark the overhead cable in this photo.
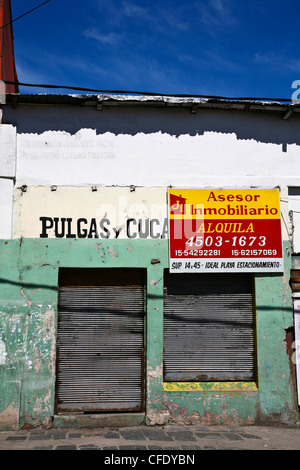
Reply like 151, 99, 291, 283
3, 80, 294, 103
0, 0, 51, 29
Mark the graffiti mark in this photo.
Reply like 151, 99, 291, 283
108, 247, 118, 259
95, 243, 105, 261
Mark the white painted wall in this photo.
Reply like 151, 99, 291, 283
2, 102, 300, 244
0, 124, 16, 177
289, 188, 300, 253
13, 186, 168, 239
0, 179, 14, 239
3, 104, 300, 188
12, 129, 300, 188
0, 124, 16, 239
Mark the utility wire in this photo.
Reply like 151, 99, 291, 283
3, 80, 295, 103
0, 1, 295, 104
0, 0, 51, 29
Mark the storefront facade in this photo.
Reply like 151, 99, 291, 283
0, 94, 299, 429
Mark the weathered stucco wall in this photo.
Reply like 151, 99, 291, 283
3, 104, 300, 188
0, 101, 299, 429
13, 186, 168, 240
0, 238, 296, 430
145, 242, 296, 426
0, 124, 15, 238
1, 103, 299, 251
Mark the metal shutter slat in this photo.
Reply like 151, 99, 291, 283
56, 269, 145, 413
163, 272, 255, 382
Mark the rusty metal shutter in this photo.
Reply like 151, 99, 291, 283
163, 272, 255, 382
56, 268, 145, 413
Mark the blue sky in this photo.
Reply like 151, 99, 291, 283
10, 0, 300, 99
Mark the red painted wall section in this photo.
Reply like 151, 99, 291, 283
0, 0, 19, 93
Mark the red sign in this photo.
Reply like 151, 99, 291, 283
168, 189, 283, 273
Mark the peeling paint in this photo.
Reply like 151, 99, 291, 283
0, 339, 7, 365
95, 243, 105, 261
0, 239, 297, 429
147, 364, 162, 380
150, 279, 161, 287
108, 247, 117, 259
20, 289, 32, 309
0, 403, 19, 430
147, 409, 171, 426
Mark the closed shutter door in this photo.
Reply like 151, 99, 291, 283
163, 272, 255, 382
56, 268, 145, 413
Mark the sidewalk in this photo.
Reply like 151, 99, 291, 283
1, 424, 300, 451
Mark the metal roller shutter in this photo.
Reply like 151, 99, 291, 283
56, 268, 145, 413
163, 272, 255, 382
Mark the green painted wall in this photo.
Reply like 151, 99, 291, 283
0, 238, 297, 429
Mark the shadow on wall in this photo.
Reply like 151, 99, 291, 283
3, 103, 300, 151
